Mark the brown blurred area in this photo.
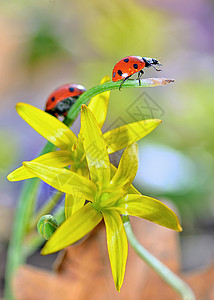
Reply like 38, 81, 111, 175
13, 217, 214, 300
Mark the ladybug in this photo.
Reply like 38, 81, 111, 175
112, 56, 162, 90
45, 83, 87, 117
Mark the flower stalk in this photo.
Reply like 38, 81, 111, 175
65, 78, 174, 125
5, 142, 56, 300
122, 215, 195, 300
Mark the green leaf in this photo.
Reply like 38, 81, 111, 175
41, 203, 102, 255
7, 150, 73, 181
23, 162, 97, 201
81, 105, 110, 186
16, 103, 77, 150
114, 194, 182, 232
110, 143, 138, 190
104, 119, 162, 154
88, 76, 110, 128
103, 210, 128, 292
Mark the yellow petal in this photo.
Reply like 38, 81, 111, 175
65, 159, 92, 219
7, 150, 73, 181
115, 194, 182, 232
65, 194, 85, 219
64, 165, 87, 218
41, 203, 102, 255
104, 119, 162, 154
110, 163, 140, 195
16, 103, 77, 150
81, 105, 110, 186
23, 162, 97, 201
88, 76, 110, 128
127, 184, 140, 195
110, 143, 138, 190
103, 210, 128, 292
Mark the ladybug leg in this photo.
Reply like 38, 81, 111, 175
137, 70, 144, 86
119, 75, 132, 91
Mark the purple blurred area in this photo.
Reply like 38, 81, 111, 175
0, 0, 214, 297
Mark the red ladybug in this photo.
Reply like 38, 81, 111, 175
45, 83, 86, 117
112, 56, 162, 90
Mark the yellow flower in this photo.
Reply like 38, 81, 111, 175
23, 105, 182, 292
8, 76, 162, 217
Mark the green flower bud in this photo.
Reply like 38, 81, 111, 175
37, 215, 59, 240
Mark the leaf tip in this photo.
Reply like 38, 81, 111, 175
163, 78, 175, 85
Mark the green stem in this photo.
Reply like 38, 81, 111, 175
65, 78, 174, 124
5, 179, 39, 300
122, 216, 195, 300
5, 142, 56, 300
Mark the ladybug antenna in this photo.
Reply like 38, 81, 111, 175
152, 65, 162, 72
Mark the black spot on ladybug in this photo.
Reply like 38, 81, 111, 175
117, 70, 123, 76
113, 72, 116, 78
69, 87, 74, 92
124, 58, 129, 63
133, 64, 138, 69
51, 97, 55, 101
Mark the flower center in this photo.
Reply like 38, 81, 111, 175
94, 188, 126, 210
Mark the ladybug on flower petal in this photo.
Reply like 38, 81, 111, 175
112, 56, 162, 90
45, 83, 86, 117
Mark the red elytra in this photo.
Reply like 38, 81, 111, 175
112, 56, 162, 89
112, 56, 145, 82
45, 83, 86, 117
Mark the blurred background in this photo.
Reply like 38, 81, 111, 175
1, 0, 214, 297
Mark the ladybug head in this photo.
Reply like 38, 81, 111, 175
142, 57, 162, 71
45, 97, 76, 118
